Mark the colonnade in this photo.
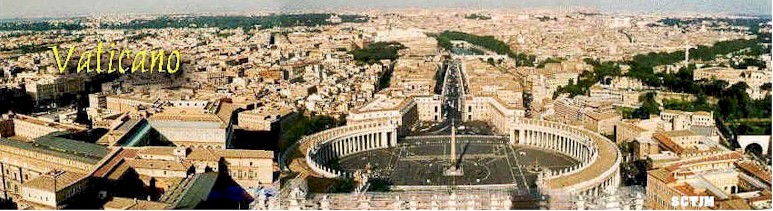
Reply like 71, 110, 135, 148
508, 118, 621, 202
305, 123, 398, 178
301, 116, 621, 204
580, 174, 620, 196
313, 130, 397, 163
514, 127, 596, 164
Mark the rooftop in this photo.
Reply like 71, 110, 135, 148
35, 132, 110, 159
352, 94, 410, 113
103, 197, 171, 210
0, 134, 108, 165
159, 172, 218, 209
125, 158, 192, 171
660, 130, 698, 138
22, 170, 86, 192
135, 146, 274, 161
462, 58, 524, 109
736, 161, 772, 185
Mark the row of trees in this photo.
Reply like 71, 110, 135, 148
0, 21, 85, 31
629, 18, 770, 92
99, 14, 368, 30
643, 59, 771, 123
463, 13, 491, 20
435, 31, 511, 54
350, 42, 405, 64
378, 65, 394, 90
627, 38, 767, 88
433, 31, 536, 66
535, 57, 565, 68
553, 40, 770, 134
433, 62, 447, 94
659, 79, 771, 136
0, 14, 369, 31
554, 38, 767, 100
631, 74, 771, 125
659, 17, 770, 35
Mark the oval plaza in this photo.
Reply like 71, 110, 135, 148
283, 56, 621, 209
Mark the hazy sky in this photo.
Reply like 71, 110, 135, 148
1, 0, 770, 19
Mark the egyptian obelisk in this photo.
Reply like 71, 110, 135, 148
450, 122, 456, 165
445, 122, 463, 176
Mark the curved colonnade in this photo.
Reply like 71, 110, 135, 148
303, 121, 398, 178
301, 118, 620, 201
508, 118, 621, 200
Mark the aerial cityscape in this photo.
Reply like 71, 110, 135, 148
0, 0, 771, 210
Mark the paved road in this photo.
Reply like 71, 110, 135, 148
442, 59, 463, 126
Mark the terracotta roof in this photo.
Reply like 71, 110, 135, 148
22, 171, 86, 192
672, 184, 706, 196
648, 168, 674, 183
654, 132, 685, 154
93, 148, 138, 178
186, 149, 220, 161
137, 146, 176, 156
0, 136, 107, 165
215, 102, 235, 124
134, 147, 273, 161
103, 197, 170, 210
106, 162, 132, 181
187, 148, 274, 161
0, 148, 88, 174
218, 149, 274, 159
720, 198, 752, 210
585, 111, 620, 120
736, 161, 772, 185
660, 130, 698, 138
125, 158, 192, 171
663, 152, 743, 171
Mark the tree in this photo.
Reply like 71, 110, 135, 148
279, 114, 343, 150
433, 31, 537, 66
486, 58, 495, 66
701, 80, 729, 96
378, 65, 394, 90
464, 13, 492, 20
350, 42, 406, 64
98, 14, 369, 31
624, 36, 765, 88
761, 83, 772, 91
718, 82, 753, 119
633, 92, 660, 119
